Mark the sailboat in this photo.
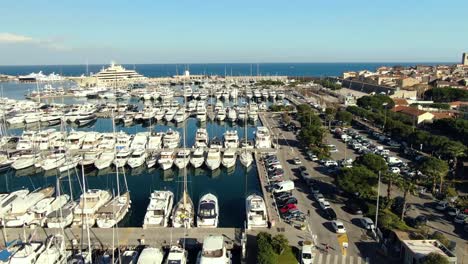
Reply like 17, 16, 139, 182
240, 94, 253, 168
35, 234, 71, 264
171, 94, 194, 228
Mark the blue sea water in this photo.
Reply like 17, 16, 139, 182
0, 62, 448, 78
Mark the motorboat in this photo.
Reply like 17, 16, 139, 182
66, 131, 86, 150
209, 137, 223, 149
114, 148, 132, 168
154, 108, 165, 121
136, 247, 164, 264
146, 152, 158, 168
190, 148, 205, 169
194, 128, 208, 148
35, 234, 70, 264
239, 151, 253, 167
98, 133, 116, 150
11, 153, 41, 170
227, 108, 237, 122
0, 189, 30, 218
16, 138, 34, 151
130, 132, 149, 150
80, 149, 102, 169
72, 189, 112, 227
223, 130, 239, 148
127, 148, 147, 168
158, 151, 174, 170
255, 127, 271, 149
174, 108, 188, 123
205, 148, 221, 170
221, 149, 237, 168
164, 108, 176, 122
81, 132, 102, 150
196, 107, 207, 122
197, 193, 219, 228
246, 194, 268, 229
216, 109, 226, 121
119, 250, 139, 264
174, 149, 190, 169
41, 153, 66, 171
166, 246, 188, 264
58, 155, 82, 173
94, 150, 115, 170
147, 132, 164, 150
96, 192, 131, 228
237, 107, 247, 121
163, 129, 180, 149
143, 190, 174, 228
248, 110, 258, 122
46, 200, 77, 228
28, 194, 69, 226
9, 242, 45, 264
196, 235, 231, 264
115, 132, 132, 151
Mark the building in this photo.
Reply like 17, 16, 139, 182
397, 77, 421, 88
391, 106, 434, 124
401, 240, 457, 264
342, 71, 357, 79
462, 52, 468, 65
390, 89, 418, 100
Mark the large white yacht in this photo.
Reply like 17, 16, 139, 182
28, 194, 69, 226
11, 153, 41, 170
94, 150, 115, 170
127, 148, 147, 168
255, 127, 272, 149
143, 190, 174, 228
166, 245, 188, 264
81, 132, 102, 150
163, 129, 180, 149
190, 148, 205, 168
113, 148, 132, 168
158, 151, 175, 170
224, 130, 239, 148
147, 132, 164, 150
196, 235, 231, 264
197, 193, 219, 228
96, 192, 131, 228
246, 194, 268, 229
93, 61, 146, 88
130, 132, 149, 150
46, 200, 77, 228
221, 149, 237, 168
174, 149, 190, 169
194, 128, 208, 148
72, 189, 112, 227
205, 148, 221, 170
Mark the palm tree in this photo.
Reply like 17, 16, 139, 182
384, 172, 402, 201
399, 178, 416, 220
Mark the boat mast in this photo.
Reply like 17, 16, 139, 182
183, 85, 187, 208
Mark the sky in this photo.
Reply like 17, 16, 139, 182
1, 0, 467, 65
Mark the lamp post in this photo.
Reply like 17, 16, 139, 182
375, 171, 381, 232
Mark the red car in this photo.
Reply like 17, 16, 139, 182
280, 203, 297, 214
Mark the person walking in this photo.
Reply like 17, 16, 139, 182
307, 210, 310, 217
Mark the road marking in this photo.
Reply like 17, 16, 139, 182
317, 252, 323, 264
337, 233, 349, 256
349, 256, 353, 264
325, 254, 331, 264
341, 255, 346, 264
334, 254, 339, 264
356, 256, 362, 264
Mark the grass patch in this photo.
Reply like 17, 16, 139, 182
277, 246, 297, 264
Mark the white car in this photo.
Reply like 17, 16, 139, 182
359, 217, 375, 230
331, 220, 346, 233
313, 193, 325, 202
319, 200, 331, 210
390, 167, 400, 174
324, 160, 338, 167
300, 241, 314, 264
293, 158, 302, 165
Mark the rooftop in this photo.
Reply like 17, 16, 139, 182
402, 239, 456, 259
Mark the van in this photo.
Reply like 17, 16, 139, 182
270, 180, 295, 193
387, 156, 402, 165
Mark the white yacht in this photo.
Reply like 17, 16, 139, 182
190, 148, 205, 169
96, 192, 131, 228
154, 108, 165, 121
205, 148, 221, 170
72, 189, 112, 227
194, 128, 208, 148
16, 138, 34, 151
239, 151, 253, 168
35, 234, 70, 264
227, 108, 237, 122
9, 242, 45, 264
164, 108, 176, 122
255, 127, 272, 149
246, 194, 268, 229
81, 132, 102, 150
223, 130, 239, 148
216, 109, 226, 121
196, 107, 207, 122
127, 148, 147, 168
146, 152, 158, 168
143, 190, 174, 228
94, 150, 115, 170
115, 132, 133, 150
248, 110, 258, 122
93, 62, 146, 88
166, 246, 188, 264
114, 148, 132, 168
174, 149, 190, 169
5, 187, 55, 227
163, 129, 180, 149
28, 194, 69, 226
58, 155, 82, 173
174, 108, 188, 123
41, 153, 66, 171
98, 133, 116, 150
147, 132, 164, 150
130, 132, 149, 150
66, 131, 86, 150
158, 151, 175, 170
11, 153, 41, 170
221, 149, 237, 168
0, 189, 30, 218
46, 200, 77, 228
197, 193, 219, 228
136, 247, 164, 264
80, 149, 102, 169
196, 235, 231, 264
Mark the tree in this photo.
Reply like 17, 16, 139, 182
336, 110, 353, 125
271, 234, 289, 255
383, 173, 401, 202
357, 94, 395, 110
399, 178, 416, 220
418, 157, 449, 193
421, 253, 449, 264
257, 232, 275, 264
282, 112, 291, 125
325, 107, 336, 129
354, 153, 388, 173
337, 166, 378, 198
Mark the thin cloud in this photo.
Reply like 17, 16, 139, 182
0, 32, 71, 51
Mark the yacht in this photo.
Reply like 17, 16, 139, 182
194, 128, 208, 148
227, 108, 237, 122
114, 148, 132, 168
239, 151, 253, 168
196, 107, 207, 122
166, 246, 188, 264
94, 150, 115, 170
246, 194, 268, 229
205, 148, 221, 170
171, 192, 194, 228
197, 193, 219, 228
16, 138, 34, 151
127, 148, 147, 168
147, 132, 164, 150
28, 194, 69, 226
190, 148, 205, 168
164, 108, 176, 122
221, 149, 237, 168
72, 189, 112, 227
93, 62, 146, 88
237, 107, 247, 121
11, 153, 41, 170
196, 235, 231, 264
143, 190, 174, 228
146, 152, 158, 168
46, 200, 77, 228
0, 189, 30, 218
154, 108, 165, 121
81, 132, 102, 150
5, 187, 55, 227
35, 234, 70, 264
216, 109, 226, 121
96, 192, 131, 228
248, 110, 258, 122
158, 151, 175, 170
80, 149, 102, 169
115, 132, 132, 150
255, 127, 272, 149
209, 137, 223, 149
174, 108, 188, 123
136, 247, 164, 264
41, 152, 66, 171
223, 130, 239, 148
130, 132, 149, 150
9, 242, 45, 264
66, 131, 86, 150
58, 155, 82, 172
163, 129, 180, 149
174, 149, 190, 169
215, 90, 223, 99
98, 133, 116, 150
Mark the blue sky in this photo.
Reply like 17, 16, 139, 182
1, 0, 467, 65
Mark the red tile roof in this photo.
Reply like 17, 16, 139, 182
391, 106, 429, 117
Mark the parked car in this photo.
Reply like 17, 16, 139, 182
454, 213, 468, 224
446, 207, 460, 217
324, 160, 338, 167
277, 197, 298, 207
331, 220, 346, 233
300, 241, 314, 264
301, 171, 312, 179
293, 158, 302, 165
319, 200, 331, 210
309, 185, 320, 194
313, 193, 325, 202
359, 217, 375, 230
323, 208, 337, 220
280, 203, 298, 214
344, 203, 363, 215
267, 164, 283, 172
390, 167, 400, 174
435, 201, 449, 211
